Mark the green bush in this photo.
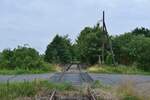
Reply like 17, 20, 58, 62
0, 46, 52, 71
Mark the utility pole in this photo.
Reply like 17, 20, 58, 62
101, 11, 105, 64
101, 11, 116, 66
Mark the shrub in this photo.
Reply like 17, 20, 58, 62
0, 46, 50, 70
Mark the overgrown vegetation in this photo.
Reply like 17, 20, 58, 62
114, 80, 150, 100
90, 80, 150, 100
0, 64, 60, 75
0, 80, 75, 100
0, 46, 59, 74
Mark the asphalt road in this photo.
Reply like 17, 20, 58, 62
90, 73, 150, 85
0, 73, 54, 83
0, 73, 150, 86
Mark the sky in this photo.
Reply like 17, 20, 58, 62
0, 0, 150, 53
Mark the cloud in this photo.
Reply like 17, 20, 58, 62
0, 0, 149, 53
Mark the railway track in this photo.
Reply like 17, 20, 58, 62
49, 88, 97, 100
41, 63, 97, 100
50, 63, 94, 85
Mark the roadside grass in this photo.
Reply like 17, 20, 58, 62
0, 80, 75, 100
87, 64, 150, 75
0, 64, 61, 75
113, 80, 150, 100
91, 80, 150, 100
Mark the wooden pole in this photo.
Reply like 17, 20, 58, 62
102, 11, 116, 66
101, 11, 105, 64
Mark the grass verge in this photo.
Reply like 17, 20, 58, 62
0, 64, 61, 75
0, 80, 75, 100
91, 80, 150, 100
87, 65, 150, 75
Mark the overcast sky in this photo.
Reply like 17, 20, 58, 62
0, 0, 150, 53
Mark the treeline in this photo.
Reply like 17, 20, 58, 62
45, 25, 150, 71
113, 28, 150, 71
0, 25, 150, 71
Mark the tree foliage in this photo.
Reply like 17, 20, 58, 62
132, 27, 150, 37
113, 32, 150, 71
45, 35, 72, 64
76, 24, 105, 64
113, 33, 135, 65
0, 46, 46, 70
76, 25, 150, 70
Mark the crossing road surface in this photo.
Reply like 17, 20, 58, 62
0, 73, 150, 86
0, 73, 53, 83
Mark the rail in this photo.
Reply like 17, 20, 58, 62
49, 90, 56, 100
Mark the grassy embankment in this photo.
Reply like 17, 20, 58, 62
0, 64, 61, 75
87, 65, 150, 75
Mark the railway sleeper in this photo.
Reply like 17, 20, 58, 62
35, 90, 97, 100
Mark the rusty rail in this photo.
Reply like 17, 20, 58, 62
49, 90, 56, 100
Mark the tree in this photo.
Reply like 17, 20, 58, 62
0, 49, 14, 69
132, 27, 150, 37
129, 36, 150, 71
45, 35, 72, 64
70, 44, 80, 61
13, 46, 41, 69
113, 32, 150, 71
76, 24, 106, 64
113, 33, 135, 65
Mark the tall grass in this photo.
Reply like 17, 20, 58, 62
0, 80, 74, 100
90, 80, 150, 100
87, 64, 149, 75
113, 80, 150, 100
0, 64, 61, 75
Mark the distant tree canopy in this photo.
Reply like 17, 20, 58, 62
44, 35, 72, 64
0, 46, 46, 69
76, 24, 111, 64
131, 27, 150, 37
